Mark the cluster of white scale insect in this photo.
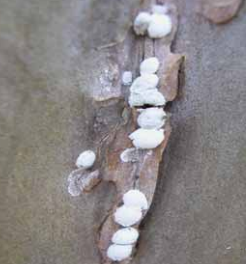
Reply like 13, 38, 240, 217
126, 4, 172, 150
127, 56, 167, 150
133, 5, 172, 38
68, 5, 173, 262
107, 190, 148, 261
107, 5, 172, 261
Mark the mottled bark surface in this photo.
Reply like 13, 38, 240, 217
0, 0, 246, 264
200, 0, 242, 23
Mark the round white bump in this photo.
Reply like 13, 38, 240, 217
148, 14, 172, 39
76, 150, 96, 169
122, 71, 133, 86
112, 228, 139, 245
130, 74, 159, 93
123, 190, 148, 210
140, 57, 160, 75
114, 205, 142, 227
129, 128, 165, 149
107, 244, 133, 261
133, 12, 152, 35
137, 107, 166, 129
129, 89, 166, 107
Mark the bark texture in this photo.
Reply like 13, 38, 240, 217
200, 0, 242, 23
0, 0, 246, 264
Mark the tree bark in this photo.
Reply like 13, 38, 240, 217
0, 0, 245, 264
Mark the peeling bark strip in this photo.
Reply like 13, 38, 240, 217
200, 0, 242, 24
67, 1, 183, 264
96, 3, 183, 264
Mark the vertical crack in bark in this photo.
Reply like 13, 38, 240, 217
71, 1, 184, 263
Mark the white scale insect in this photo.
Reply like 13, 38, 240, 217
75, 150, 96, 169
